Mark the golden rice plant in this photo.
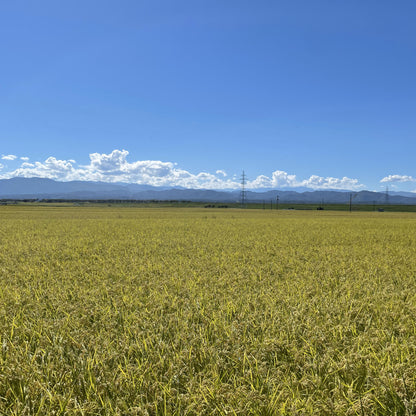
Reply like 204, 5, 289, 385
0, 206, 415, 414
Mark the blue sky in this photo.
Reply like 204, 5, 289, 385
1, 0, 415, 191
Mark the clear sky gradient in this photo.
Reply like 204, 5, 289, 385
1, 1, 415, 190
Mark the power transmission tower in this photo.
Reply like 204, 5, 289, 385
349, 193, 358, 212
241, 170, 247, 208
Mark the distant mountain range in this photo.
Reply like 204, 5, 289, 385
1, 177, 416, 204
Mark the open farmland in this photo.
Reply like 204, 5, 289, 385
0, 206, 415, 415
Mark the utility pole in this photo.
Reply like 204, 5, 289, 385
276, 195, 279, 210
241, 170, 247, 208
270, 199, 273, 210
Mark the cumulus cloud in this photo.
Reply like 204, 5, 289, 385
248, 170, 364, 190
0, 149, 366, 190
1, 154, 17, 160
301, 175, 363, 190
89, 149, 129, 172
20, 157, 29, 161
380, 174, 415, 183
8, 157, 76, 181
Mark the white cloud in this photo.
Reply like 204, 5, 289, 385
301, 175, 363, 190
249, 174, 272, 188
380, 174, 415, 183
248, 170, 364, 190
271, 170, 298, 187
1, 154, 17, 161
0, 163, 3, 170
20, 157, 29, 161
89, 149, 129, 172
6, 157, 76, 181
0, 149, 366, 190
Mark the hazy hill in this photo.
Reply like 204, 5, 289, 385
1, 177, 416, 204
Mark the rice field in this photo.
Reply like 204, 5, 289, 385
0, 206, 415, 415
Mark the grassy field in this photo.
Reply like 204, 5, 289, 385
0, 206, 415, 415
